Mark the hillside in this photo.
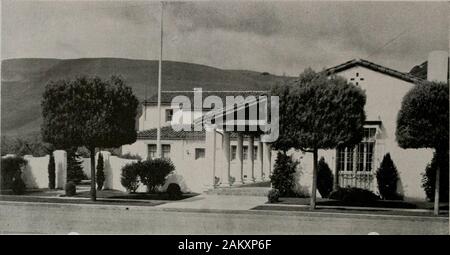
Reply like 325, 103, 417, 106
1, 58, 290, 137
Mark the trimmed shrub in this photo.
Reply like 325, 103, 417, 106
96, 153, 105, 190
167, 183, 182, 200
268, 189, 280, 203
139, 158, 175, 193
421, 152, 449, 202
376, 153, 402, 200
317, 157, 333, 198
67, 148, 87, 184
121, 162, 141, 193
1, 156, 27, 190
270, 152, 298, 197
48, 153, 56, 189
65, 181, 76, 196
12, 177, 26, 195
329, 187, 380, 203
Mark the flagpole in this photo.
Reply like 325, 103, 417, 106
156, 1, 164, 158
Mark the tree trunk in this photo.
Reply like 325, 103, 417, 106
434, 165, 440, 216
310, 149, 318, 210
90, 147, 96, 201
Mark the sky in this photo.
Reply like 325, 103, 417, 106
1, 0, 449, 75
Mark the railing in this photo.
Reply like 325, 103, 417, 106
338, 171, 375, 191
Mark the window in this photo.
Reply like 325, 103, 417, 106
337, 146, 346, 172
346, 147, 354, 172
253, 146, 258, 160
162, 144, 171, 159
336, 127, 377, 172
243, 146, 248, 160
165, 109, 173, 122
148, 144, 157, 159
195, 148, 205, 160
231, 146, 237, 160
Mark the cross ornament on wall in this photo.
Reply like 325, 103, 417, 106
350, 72, 364, 86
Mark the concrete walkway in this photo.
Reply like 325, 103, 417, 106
158, 194, 267, 210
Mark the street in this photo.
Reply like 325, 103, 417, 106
0, 201, 447, 234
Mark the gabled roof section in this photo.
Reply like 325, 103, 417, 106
324, 59, 425, 84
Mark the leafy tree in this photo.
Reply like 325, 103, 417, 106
96, 153, 105, 190
396, 81, 448, 214
139, 158, 175, 193
270, 152, 298, 196
48, 153, 56, 189
376, 153, 401, 200
41, 76, 139, 201
422, 152, 449, 202
317, 157, 333, 198
271, 68, 366, 209
67, 148, 86, 184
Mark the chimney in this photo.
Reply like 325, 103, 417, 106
427, 50, 449, 82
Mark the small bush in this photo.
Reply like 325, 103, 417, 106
270, 152, 298, 197
167, 183, 182, 200
65, 181, 76, 196
121, 163, 141, 193
376, 153, 402, 200
421, 152, 449, 202
139, 158, 175, 193
96, 153, 105, 190
1, 156, 27, 190
329, 187, 380, 203
67, 148, 87, 184
268, 189, 280, 203
317, 157, 333, 198
48, 153, 56, 189
12, 177, 26, 195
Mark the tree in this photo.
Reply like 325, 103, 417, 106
48, 153, 55, 189
396, 81, 448, 215
270, 152, 298, 196
317, 157, 333, 198
41, 76, 139, 201
376, 153, 401, 200
96, 153, 105, 190
422, 152, 449, 202
271, 68, 366, 209
67, 148, 86, 184
139, 158, 175, 193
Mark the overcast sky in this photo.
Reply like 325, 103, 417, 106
1, 0, 449, 75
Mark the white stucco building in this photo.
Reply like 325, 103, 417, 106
123, 51, 448, 200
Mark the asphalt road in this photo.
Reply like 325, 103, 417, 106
0, 201, 448, 234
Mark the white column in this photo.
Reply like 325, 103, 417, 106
237, 133, 244, 184
205, 126, 217, 189
249, 135, 255, 182
258, 140, 264, 181
54, 150, 67, 189
222, 131, 231, 186
98, 151, 112, 190
263, 143, 272, 180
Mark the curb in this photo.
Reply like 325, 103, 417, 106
0, 199, 448, 222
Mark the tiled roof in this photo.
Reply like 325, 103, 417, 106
324, 59, 425, 84
137, 126, 205, 140
143, 90, 268, 105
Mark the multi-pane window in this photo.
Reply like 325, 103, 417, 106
162, 144, 171, 159
165, 109, 173, 122
230, 145, 251, 160
195, 148, 205, 160
253, 146, 258, 160
336, 127, 377, 172
148, 144, 157, 159
243, 146, 248, 160
231, 146, 237, 160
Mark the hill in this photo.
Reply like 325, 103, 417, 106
1, 58, 290, 137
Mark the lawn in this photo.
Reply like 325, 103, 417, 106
71, 189, 199, 201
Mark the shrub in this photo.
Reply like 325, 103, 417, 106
317, 157, 333, 198
267, 189, 280, 203
139, 158, 175, 193
12, 177, 26, 195
48, 153, 56, 189
65, 181, 76, 196
421, 153, 449, 202
167, 183, 182, 200
329, 187, 380, 203
96, 153, 105, 190
1, 156, 27, 190
67, 148, 87, 184
376, 153, 402, 200
270, 152, 298, 197
121, 162, 141, 193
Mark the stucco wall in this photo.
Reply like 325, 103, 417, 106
22, 155, 50, 189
